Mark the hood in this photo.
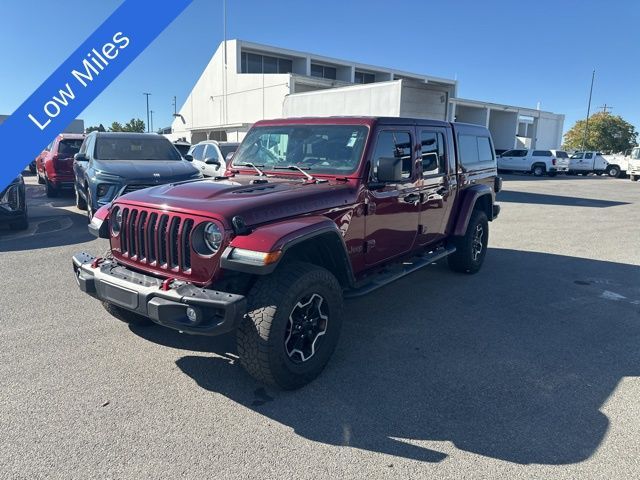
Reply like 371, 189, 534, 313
92, 159, 199, 182
115, 175, 358, 227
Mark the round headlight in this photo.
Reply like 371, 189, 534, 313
111, 207, 122, 236
203, 222, 223, 253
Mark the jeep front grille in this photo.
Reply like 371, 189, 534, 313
119, 207, 194, 273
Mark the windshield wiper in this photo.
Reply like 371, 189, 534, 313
236, 163, 266, 176
273, 165, 327, 183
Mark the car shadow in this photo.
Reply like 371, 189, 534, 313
0, 183, 95, 250
129, 248, 640, 465
497, 190, 629, 208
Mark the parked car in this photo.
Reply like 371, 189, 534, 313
73, 117, 501, 389
568, 151, 625, 177
173, 140, 191, 158
0, 174, 28, 230
498, 148, 568, 176
628, 147, 640, 182
35, 133, 85, 197
187, 140, 240, 177
72, 132, 202, 220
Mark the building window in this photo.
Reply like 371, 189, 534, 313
241, 52, 293, 74
354, 71, 375, 84
310, 63, 337, 80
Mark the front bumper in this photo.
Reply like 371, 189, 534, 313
72, 253, 246, 335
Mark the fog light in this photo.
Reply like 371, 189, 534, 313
186, 307, 198, 323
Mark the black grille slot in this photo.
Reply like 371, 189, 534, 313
121, 208, 129, 255
137, 211, 148, 260
169, 217, 181, 268
128, 209, 138, 258
158, 215, 169, 265
147, 213, 157, 263
181, 219, 194, 271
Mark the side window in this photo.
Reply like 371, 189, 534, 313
191, 144, 206, 161
517, 150, 528, 157
458, 135, 479, 166
585, 152, 593, 159
83, 136, 95, 158
204, 144, 220, 161
477, 137, 494, 162
533, 150, 551, 156
372, 131, 413, 181
420, 131, 446, 176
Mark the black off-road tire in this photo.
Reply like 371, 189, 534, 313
75, 185, 87, 210
102, 301, 152, 326
237, 261, 344, 390
532, 165, 546, 177
606, 166, 620, 178
448, 209, 489, 274
631, 175, 638, 182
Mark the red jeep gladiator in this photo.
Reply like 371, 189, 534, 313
73, 117, 501, 389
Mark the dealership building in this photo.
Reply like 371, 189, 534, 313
168, 39, 564, 151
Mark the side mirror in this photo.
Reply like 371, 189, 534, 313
204, 156, 221, 166
184, 154, 193, 162
74, 153, 88, 162
376, 156, 403, 183
225, 152, 235, 163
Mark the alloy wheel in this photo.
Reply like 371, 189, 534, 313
285, 293, 329, 363
471, 224, 484, 261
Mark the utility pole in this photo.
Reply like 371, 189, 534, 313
599, 104, 613, 114
143, 92, 151, 132
172, 96, 177, 116
150, 110, 154, 132
581, 70, 595, 151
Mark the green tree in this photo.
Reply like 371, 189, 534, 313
109, 121, 124, 132
85, 123, 106, 133
563, 112, 637, 153
123, 118, 146, 133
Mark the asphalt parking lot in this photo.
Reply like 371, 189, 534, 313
1, 173, 639, 479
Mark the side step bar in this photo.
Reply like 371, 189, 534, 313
344, 245, 456, 299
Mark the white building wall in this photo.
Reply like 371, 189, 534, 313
534, 114, 565, 149
489, 110, 519, 150
399, 84, 449, 119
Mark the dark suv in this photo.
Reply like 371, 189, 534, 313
73, 132, 202, 220
73, 117, 501, 389
0, 175, 28, 230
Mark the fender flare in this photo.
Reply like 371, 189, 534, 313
220, 215, 354, 282
452, 184, 495, 236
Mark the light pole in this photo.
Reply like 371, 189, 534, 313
150, 110, 154, 132
581, 70, 595, 151
143, 92, 151, 132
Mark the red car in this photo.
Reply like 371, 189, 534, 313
36, 133, 85, 197
73, 117, 501, 389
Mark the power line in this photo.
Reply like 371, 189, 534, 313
598, 104, 613, 114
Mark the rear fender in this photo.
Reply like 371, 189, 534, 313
221, 215, 353, 283
452, 185, 494, 236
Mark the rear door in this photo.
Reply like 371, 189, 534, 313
416, 127, 453, 245
365, 127, 421, 266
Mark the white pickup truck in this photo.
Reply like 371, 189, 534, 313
628, 147, 640, 182
568, 151, 627, 178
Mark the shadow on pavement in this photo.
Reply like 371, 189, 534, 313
130, 248, 640, 465
497, 190, 630, 208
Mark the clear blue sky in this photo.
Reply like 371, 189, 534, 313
1, 0, 638, 137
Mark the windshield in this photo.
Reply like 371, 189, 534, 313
632, 148, 640, 160
95, 137, 182, 161
232, 125, 369, 175
58, 139, 83, 158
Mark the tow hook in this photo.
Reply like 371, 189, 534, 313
91, 257, 105, 269
160, 277, 177, 291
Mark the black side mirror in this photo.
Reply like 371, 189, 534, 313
204, 156, 221, 166
184, 154, 193, 162
225, 152, 235, 163
376, 156, 403, 183
74, 153, 88, 162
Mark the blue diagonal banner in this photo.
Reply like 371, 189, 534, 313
0, 0, 193, 191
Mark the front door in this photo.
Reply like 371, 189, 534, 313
365, 128, 420, 266
417, 128, 454, 245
